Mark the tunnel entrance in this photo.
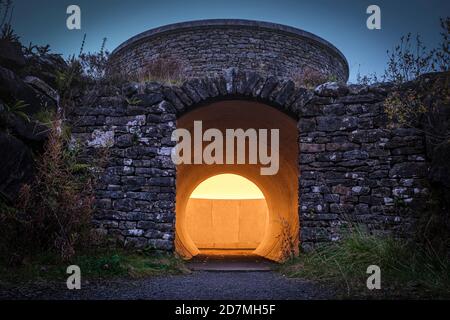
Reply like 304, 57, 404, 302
175, 100, 299, 262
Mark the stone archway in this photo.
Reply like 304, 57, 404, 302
71, 68, 430, 261
68, 18, 432, 264
174, 100, 299, 262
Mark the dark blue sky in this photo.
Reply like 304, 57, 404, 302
10, 0, 450, 82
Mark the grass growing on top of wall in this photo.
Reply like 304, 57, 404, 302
132, 55, 185, 85
0, 248, 189, 285
279, 230, 450, 299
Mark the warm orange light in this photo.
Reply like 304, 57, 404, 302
186, 173, 268, 250
189, 174, 264, 199
176, 101, 299, 261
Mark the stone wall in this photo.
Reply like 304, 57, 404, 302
109, 19, 349, 83
70, 69, 429, 252
298, 82, 428, 251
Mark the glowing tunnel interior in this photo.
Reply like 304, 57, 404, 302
186, 174, 269, 252
175, 101, 299, 262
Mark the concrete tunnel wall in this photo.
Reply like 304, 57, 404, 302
185, 198, 269, 250
175, 100, 299, 262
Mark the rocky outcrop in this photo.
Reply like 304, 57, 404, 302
0, 39, 64, 202
23, 53, 67, 88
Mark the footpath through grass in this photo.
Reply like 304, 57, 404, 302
279, 231, 450, 299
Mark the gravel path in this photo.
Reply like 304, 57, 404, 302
1, 271, 334, 300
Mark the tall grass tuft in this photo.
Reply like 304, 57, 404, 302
280, 228, 450, 298
134, 54, 185, 85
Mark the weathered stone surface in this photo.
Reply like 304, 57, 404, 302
300, 143, 325, 153
317, 116, 358, 131
0, 66, 41, 113
24, 53, 68, 88
23, 75, 60, 102
109, 20, 349, 83
314, 82, 349, 97
69, 71, 432, 253
259, 76, 278, 99
133, 93, 164, 106
389, 163, 427, 178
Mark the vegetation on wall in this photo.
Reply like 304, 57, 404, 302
383, 18, 450, 257
292, 66, 337, 89
0, 121, 98, 263
133, 54, 185, 85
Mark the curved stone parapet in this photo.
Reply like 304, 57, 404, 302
109, 19, 349, 83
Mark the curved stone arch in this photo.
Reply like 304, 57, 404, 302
159, 68, 313, 120
160, 70, 305, 261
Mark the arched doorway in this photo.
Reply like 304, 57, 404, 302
175, 100, 299, 262
185, 174, 269, 255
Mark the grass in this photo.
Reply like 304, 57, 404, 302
279, 229, 450, 299
131, 55, 185, 86
0, 248, 190, 285
33, 108, 56, 127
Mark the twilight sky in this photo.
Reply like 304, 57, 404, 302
9, 0, 450, 82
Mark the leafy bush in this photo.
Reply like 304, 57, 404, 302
356, 17, 449, 85
78, 37, 110, 81
383, 18, 450, 151
384, 33, 436, 84
384, 17, 449, 83
384, 89, 429, 129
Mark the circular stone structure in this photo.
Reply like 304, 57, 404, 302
110, 19, 349, 82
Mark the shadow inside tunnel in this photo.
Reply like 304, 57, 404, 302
187, 251, 277, 271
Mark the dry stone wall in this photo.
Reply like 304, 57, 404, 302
70, 69, 429, 252
109, 19, 349, 83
